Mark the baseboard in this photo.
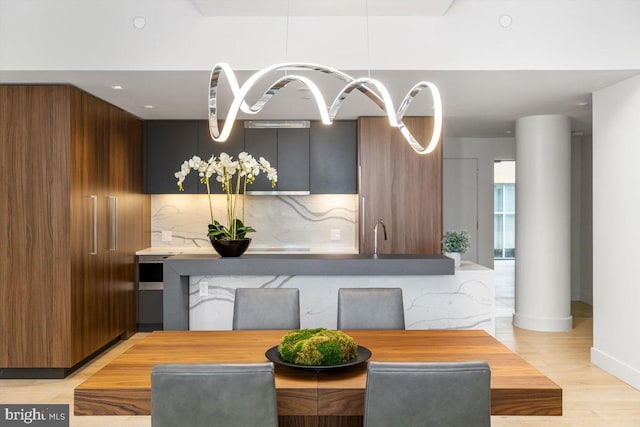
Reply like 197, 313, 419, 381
0, 367, 73, 379
137, 323, 163, 332
591, 347, 640, 391
513, 312, 573, 332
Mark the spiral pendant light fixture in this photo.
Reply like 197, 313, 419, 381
207, 1, 443, 155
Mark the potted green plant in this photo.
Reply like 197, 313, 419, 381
174, 152, 277, 257
441, 230, 470, 268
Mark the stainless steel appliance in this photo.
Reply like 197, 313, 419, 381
137, 255, 167, 331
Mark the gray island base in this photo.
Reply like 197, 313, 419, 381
163, 254, 495, 335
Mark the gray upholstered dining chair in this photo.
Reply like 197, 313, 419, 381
151, 362, 278, 427
364, 361, 491, 427
233, 287, 300, 330
337, 288, 405, 329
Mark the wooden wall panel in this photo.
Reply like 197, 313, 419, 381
70, 89, 108, 363
1, 85, 148, 370
0, 86, 72, 367
110, 106, 147, 339
70, 89, 148, 363
358, 117, 442, 254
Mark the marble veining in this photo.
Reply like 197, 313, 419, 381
188, 267, 495, 334
151, 194, 357, 250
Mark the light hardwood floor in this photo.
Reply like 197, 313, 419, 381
1, 302, 639, 426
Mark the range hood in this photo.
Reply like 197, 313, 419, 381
245, 190, 310, 195
244, 120, 310, 129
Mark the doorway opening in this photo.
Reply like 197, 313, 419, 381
494, 160, 515, 317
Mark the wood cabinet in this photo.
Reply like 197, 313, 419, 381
0, 85, 149, 377
358, 117, 443, 254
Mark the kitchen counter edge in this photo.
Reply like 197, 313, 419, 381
163, 253, 456, 276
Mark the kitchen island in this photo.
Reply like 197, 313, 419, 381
163, 254, 495, 334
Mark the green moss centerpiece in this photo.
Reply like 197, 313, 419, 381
278, 328, 358, 366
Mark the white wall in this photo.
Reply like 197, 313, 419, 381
444, 135, 593, 304
591, 74, 640, 390
443, 137, 515, 269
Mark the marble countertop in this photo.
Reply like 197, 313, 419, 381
136, 246, 359, 256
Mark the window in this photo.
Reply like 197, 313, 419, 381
494, 183, 515, 259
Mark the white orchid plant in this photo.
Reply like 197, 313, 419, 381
175, 152, 277, 240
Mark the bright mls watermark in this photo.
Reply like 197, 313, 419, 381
0, 405, 68, 427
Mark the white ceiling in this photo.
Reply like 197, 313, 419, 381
1, 0, 639, 138
2, 68, 636, 138
194, 0, 457, 17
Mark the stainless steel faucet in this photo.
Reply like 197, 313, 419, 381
373, 218, 387, 255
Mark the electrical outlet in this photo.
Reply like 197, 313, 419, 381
199, 280, 209, 296
330, 229, 341, 241
161, 230, 172, 242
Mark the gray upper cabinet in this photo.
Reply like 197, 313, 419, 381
144, 120, 245, 194
244, 127, 310, 192
197, 120, 245, 194
277, 128, 310, 192
144, 120, 198, 194
310, 120, 357, 194
244, 128, 279, 192
197, 120, 245, 160
144, 120, 356, 194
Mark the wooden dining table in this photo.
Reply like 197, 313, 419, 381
74, 330, 562, 426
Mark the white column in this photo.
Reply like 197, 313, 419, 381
513, 115, 572, 332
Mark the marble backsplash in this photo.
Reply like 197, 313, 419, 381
151, 194, 358, 250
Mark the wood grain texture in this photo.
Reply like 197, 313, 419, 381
318, 417, 363, 427
5, 304, 639, 427
278, 416, 363, 427
358, 117, 442, 254
1, 85, 148, 370
318, 389, 364, 416
0, 85, 73, 367
277, 388, 318, 416
279, 416, 320, 427
70, 89, 110, 363
74, 329, 562, 417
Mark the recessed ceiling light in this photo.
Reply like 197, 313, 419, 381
111, 85, 123, 90
576, 101, 589, 106
133, 16, 146, 29
499, 15, 512, 28
143, 105, 154, 109
505, 130, 513, 134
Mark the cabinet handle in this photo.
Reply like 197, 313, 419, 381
361, 196, 365, 245
89, 195, 97, 256
108, 196, 117, 251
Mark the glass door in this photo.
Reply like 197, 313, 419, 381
494, 161, 515, 259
